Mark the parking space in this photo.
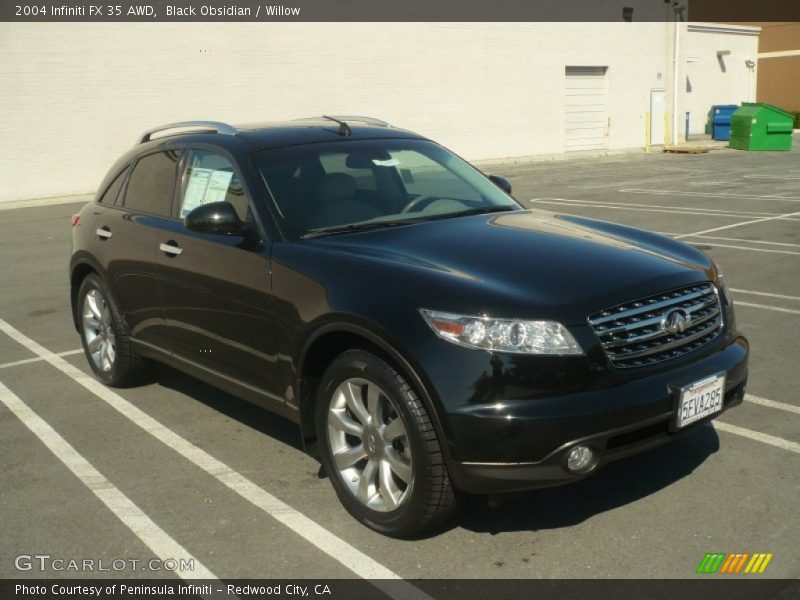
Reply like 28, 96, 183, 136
2, 142, 798, 589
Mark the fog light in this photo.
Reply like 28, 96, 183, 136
566, 445, 594, 472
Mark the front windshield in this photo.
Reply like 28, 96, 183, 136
255, 139, 519, 239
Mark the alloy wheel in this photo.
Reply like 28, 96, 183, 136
82, 288, 116, 372
327, 377, 413, 512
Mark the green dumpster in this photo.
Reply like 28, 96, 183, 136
729, 103, 794, 151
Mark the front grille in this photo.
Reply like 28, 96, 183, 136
589, 282, 723, 369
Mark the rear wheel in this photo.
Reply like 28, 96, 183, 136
77, 274, 145, 387
316, 349, 457, 537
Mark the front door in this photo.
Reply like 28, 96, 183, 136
155, 148, 283, 398
650, 89, 666, 146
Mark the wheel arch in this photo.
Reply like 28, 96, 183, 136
296, 322, 452, 464
69, 256, 103, 331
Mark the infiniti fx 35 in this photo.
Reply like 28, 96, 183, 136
70, 117, 749, 536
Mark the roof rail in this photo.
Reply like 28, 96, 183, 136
315, 115, 391, 128
137, 120, 237, 144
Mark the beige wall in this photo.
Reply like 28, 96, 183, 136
0, 18, 672, 202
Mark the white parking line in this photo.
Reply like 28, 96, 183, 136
621, 188, 800, 202
744, 175, 800, 180
674, 211, 800, 239
687, 240, 800, 256
0, 379, 218, 580
735, 302, 800, 316
0, 348, 82, 369
686, 242, 800, 256
731, 289, 800, 302
658, 233, 800, 249
0, 318, 431, 600
530, 199, 786, 221
532, 197, 782, 218
715, 422, 800, 455
746, 395, 800, 416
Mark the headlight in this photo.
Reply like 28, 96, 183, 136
419, 309, 584, 355
713, 263, 732, 306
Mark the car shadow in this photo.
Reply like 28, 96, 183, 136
148, 361, 306, 453
144, 361, 720, 538
454, 423, 720, 536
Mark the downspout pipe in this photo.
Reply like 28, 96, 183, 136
672, 4, 683, 146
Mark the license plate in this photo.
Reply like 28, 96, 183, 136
676, 373, 725, 429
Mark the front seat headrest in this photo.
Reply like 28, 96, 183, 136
317, 173, 357, 202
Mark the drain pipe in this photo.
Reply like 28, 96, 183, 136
671, 3, 684, 146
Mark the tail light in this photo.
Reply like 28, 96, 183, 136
71, 214, 80, 227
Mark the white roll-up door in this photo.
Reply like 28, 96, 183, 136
564, 66, 608, 152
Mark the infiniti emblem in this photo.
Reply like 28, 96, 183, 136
661, 309, 691, 333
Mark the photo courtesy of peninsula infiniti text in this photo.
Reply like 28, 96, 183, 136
69, 116, 749, 537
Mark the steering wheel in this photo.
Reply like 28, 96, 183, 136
401, 195, 442, 214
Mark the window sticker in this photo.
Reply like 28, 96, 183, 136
372, 158, 400, 167
181, 168, 233, 216
206, 170, 234, 203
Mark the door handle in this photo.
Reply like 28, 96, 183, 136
159, 241, 183, 256
96, 226, 112, 239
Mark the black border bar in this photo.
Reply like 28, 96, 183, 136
3, 0, 800, 22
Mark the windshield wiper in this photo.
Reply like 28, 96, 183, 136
300, 220, 411, 239
300, 206, 518, 239
425, 205, 518, 220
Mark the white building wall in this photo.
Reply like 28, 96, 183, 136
682, 23, 760, 136
0, 17, 670, 202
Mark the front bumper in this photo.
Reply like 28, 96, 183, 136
446, 335, 748, 494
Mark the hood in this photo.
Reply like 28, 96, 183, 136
311, 209, 715, 323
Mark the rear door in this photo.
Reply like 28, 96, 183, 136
155, 147, 282, 397
91, 149, 181, 345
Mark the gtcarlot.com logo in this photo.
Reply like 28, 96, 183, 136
696, 552, 773, 574
15, 554, 195, 572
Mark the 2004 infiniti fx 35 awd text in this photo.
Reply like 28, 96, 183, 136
70, 116, 749, 536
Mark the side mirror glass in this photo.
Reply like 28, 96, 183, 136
488, 175, 512, 195
185, 202, 247, 236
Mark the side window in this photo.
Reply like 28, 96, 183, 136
123, 151, 180, 216
179, 149, 251, 222
98, 166, 129, 204
319, 152, 378, 191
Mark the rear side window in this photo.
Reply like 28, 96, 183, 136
123, 151, 181, 216
98, 166, 129, 204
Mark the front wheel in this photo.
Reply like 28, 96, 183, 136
316, 349, 457, 537
77, 274, 145, 387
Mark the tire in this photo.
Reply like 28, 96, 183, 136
77, 273, 146, 387
316, 349, 457, 537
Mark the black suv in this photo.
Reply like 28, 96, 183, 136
70, 117, 748, 536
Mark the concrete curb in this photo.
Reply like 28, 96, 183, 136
0, 194, 94, 211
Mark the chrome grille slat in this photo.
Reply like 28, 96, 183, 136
589, 283, 723, 369
589, 287, 712, 326
603, 308, 720, 349
606, 317, 721, 360
597, 295, 718, 336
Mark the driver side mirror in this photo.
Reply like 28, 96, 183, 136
488, 175, 512, 195
185, 202, 248, 236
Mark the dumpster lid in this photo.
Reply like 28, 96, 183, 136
739, 102, 793, 119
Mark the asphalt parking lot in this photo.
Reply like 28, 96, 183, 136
1, 140, 798, 589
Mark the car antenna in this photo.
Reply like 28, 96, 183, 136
322, 115, 352, 137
